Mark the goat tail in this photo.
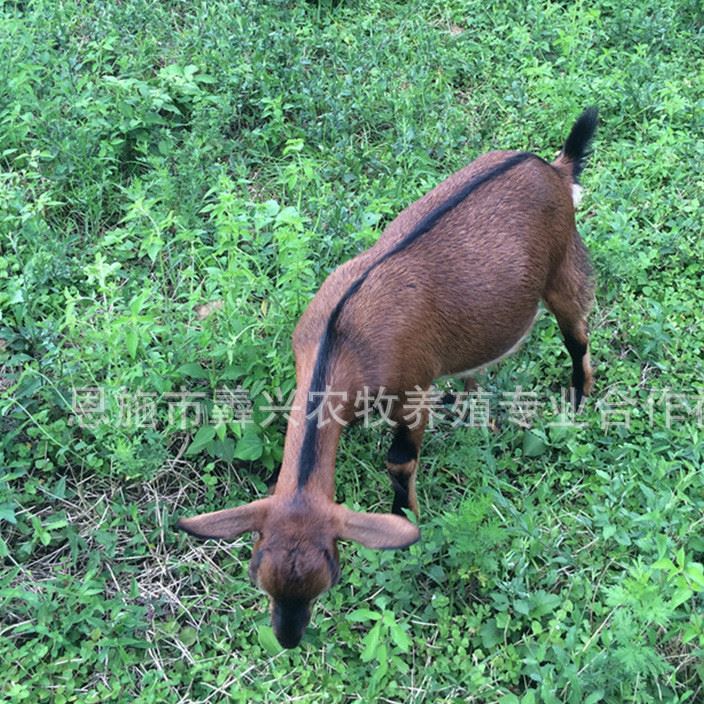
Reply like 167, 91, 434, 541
553, 107, 598, 186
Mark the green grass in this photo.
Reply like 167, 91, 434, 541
1, 0, 703, 701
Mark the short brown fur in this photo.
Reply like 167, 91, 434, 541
178, 111, 597, 648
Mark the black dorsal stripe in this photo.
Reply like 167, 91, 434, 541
297, 151, 534, 488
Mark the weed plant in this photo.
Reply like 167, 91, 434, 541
1, 1, 703, 702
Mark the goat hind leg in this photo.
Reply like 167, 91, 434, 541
559, 316, 592, 409
544, 247, 594, 409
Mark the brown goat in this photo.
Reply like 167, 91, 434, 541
178, 108, 598, 648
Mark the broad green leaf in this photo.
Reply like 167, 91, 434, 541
178, 362, 209, 379
651, 558, 676, 571
346, 609, 381, 623
670, 586, 693, 609
499, 694, 520, 704
186, 425, 216, 456
234, 428, 263, 461
389, 621, 412, 652
0, 503, 17, 524
180, 626, 198, 647
361, 621, 382, 662
125, 327, 138, 359
258, 626, 282, 656
684, 562, 704, 589
522, 430, 547, 457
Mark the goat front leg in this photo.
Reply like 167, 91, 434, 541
386, 407, 427, 517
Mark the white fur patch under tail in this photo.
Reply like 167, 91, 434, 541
572, 184, 583, 207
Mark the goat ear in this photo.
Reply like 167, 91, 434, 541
335, 506, 420, 549
177, 497, 272, 541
